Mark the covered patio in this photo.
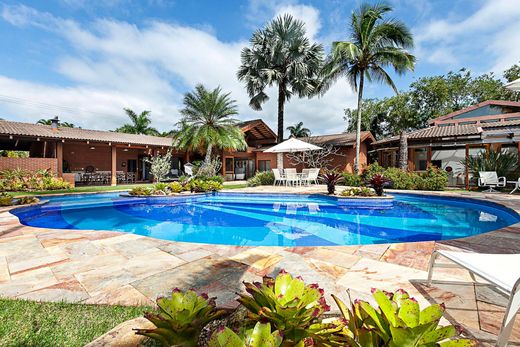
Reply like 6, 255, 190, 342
0, 119, 185, 186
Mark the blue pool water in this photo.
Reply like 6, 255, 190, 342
11, 192, 520, 247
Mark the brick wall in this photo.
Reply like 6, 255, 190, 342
0, 157, 58, 173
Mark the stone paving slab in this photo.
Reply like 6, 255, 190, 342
0, 189, 519, 345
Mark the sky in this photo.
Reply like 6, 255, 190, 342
0, 0, 519, 136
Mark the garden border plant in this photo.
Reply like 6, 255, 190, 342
136, 270, 475, 346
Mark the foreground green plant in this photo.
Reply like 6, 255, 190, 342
129, 186, 152, 196
462, 148, 518, 181
340, 187, 375, 197
238, 270, 340, 344
0, 168, 72, 192
332, 289, 475, 346
135, 289, 226, 347
209, 321, 283, 347
247, 171, 275, 187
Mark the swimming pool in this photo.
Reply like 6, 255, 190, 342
11, 192, 520, 247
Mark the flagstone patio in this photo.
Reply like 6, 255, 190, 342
1, 189, 520, 346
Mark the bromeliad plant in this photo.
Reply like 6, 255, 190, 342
332, 289, 476, 347
209, 321, 283, 347
237, 270, 344, 344
320, 170, 344, 195
135, 289, 227, 347
366, 174, 391, 196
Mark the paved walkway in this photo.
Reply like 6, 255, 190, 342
1, 187, 520, 345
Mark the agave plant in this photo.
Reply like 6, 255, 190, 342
320, 170, 344, 195
366, 174, 391, 196
332, 289, 476, 347
238, 270, 346, 344
209, 321, 283, 347
135, 288, 227, 347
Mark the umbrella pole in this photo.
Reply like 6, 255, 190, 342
277, 153, 284, 170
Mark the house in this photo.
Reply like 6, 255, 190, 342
372, 100, 520, 188
0, 117, 374, 184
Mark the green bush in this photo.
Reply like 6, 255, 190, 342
169, 181, 184, 193
363, 162, 385, 179
0, 169, 72, 192
152, 182, 168, 194
16, 196, 39, 205
138, 270, 474, 346
247, 171, 275, 187
128, 186, 152, 196
198, 175, 225, 184
342, 172, 362, 187
383, 167, 416, 190
187, 179, 223, 192
340, 187, 375, 197
0, 193, 14, 206
420, 166, 449, 190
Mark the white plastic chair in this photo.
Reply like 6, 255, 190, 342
285, 171, 299, 186
427, 250, 520, 346
272, 169, 286, 186
305, 168, 320, 185
478, 171, 506, 193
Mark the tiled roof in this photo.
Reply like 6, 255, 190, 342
373, 119, 520, 145
301, 131, 375, 146
428, 100, 520, 124
0, 120, 173, 146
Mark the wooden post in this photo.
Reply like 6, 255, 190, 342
427, 147, 432, 168
465, 144, 470, 190
56, 141, 63, 178
407, 148, 414, 171
111, 146, 117, 186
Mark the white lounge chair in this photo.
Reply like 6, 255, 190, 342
272, 169, 286, 186
478, 171, 506, 193
427, 250, 520, 346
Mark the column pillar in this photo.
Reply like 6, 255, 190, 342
56, 141, 63, 178
111, 145, 117, 186
465, 144, 470, 190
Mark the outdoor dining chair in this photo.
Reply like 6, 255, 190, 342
427, 250, 520, 346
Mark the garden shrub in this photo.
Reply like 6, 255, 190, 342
363, 162, 385, 179
384, 167, 416, 190
129, 186, 152, 196
139, 270, 474, 346
0, 193, 14, 206
0, 169, 72, 192
342, 172, 362, 187
187, 179, 223, 192
340, 187, 375, 197
420, 166, 448, 190
359, 164, 448, 191
198, 175, 224, 184
169, 181, 184, 193
247, 171, 274, 187
152, 182, 168, 194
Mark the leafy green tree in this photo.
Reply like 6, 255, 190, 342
286, 122, 311, 138
344, 99, 388, 139
173, 84, 247, 165
115, 109, 158, 135
238, 14, 324, 144
321, 2, 415, 173
504, 62, 520, 82
37, 118, 74, 127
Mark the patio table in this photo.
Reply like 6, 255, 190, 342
508, 180, 520, 194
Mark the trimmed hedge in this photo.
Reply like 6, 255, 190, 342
357, 164, 448, 191
247, 171, 275, 187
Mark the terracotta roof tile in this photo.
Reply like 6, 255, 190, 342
0, 120, 173, 146
301, 131, 374, 146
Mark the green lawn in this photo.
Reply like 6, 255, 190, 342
222, 183, 248, 189
0, 299, 150, 347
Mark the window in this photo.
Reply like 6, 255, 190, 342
412, 148, 427, 171
225, 158, 234, 173
258, 160, 271, 172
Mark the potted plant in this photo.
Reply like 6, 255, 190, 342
366, 174, 391, 196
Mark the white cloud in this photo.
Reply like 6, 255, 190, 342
0, 3, 355, 136
414, 0, 520, 72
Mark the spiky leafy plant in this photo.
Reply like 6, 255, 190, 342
332, 289, 476, 347
366, 174, 391, 196
209, 321, 283, 347
238, 270, 345, 344
461, 148, 518, 179
135, 288, 227, 347
320, 170, 344, 194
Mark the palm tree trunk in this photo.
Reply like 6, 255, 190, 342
354, 72, 364, 174
277, 83, 285, 143
277, 82, 286, 170
204, 144, 213, 164
399, 130, 408, 170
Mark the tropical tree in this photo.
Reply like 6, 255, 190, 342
286, 122, 311, 138
321, 3, 415, 172
37, 118, 74, 127
173, 84, 247, 167
238, 14, 324, 165
116, 109, 158, 135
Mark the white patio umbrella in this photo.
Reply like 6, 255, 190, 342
265, 138, 322, 169
505, 78, 520, 91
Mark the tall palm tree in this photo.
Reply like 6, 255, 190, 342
173, 84, 247, 165
116, 109, 158, 135
287, 122, 311, 138
238, 14, 323, 147
36, 118, 74, 127
321, 3, 415, 173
